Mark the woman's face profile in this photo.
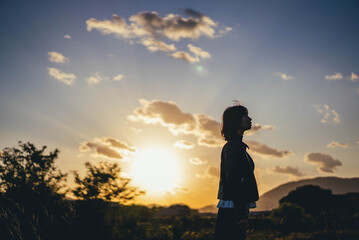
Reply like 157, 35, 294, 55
240, 114, 252, 131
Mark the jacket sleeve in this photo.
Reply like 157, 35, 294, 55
224, 143, 248, 220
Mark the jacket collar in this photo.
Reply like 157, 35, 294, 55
228, 134, 243, 142
228, 134, 250, 149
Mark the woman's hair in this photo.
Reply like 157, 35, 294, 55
220, 102, 248, 141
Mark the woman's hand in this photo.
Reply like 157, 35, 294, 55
236, 218, 248, 230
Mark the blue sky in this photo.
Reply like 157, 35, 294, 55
1, 0, 359, 208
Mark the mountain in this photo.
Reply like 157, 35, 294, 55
198, 176, 359, 213
256, 176, 359, 211
197, 204, 218, 214
154, 204, 199, 217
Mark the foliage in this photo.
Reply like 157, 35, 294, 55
270, 202, 314, 233
279, 184, 332, 217
0, 140, 68, 197
0, 141, 69, 239
71, 160, 146, 203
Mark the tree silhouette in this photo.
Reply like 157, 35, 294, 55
279, 184, 333, 217
0, 141, 69, 239
0, 140, 68, 200
71, 161, 146, 203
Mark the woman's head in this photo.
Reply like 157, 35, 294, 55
220, 102, 252, 141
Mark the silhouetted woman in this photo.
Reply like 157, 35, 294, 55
214, 103, 259, 240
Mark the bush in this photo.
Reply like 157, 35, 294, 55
270, 202, 314, 233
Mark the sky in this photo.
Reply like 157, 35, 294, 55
1, 0, 359, 209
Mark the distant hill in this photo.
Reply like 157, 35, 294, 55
197, 176, 359, 213
256, 176, 359, 211
153, 204, 199, 217
197, 204, 218, 214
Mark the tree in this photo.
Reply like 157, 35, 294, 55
0, 140, 68, 200
71, 161, 146, 203
0, 141, 69, 239
279, 184, 333, 217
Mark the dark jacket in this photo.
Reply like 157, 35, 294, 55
217, 134, 259, 219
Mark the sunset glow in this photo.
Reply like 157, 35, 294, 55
130, 147, 182, 193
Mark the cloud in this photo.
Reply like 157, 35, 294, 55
64, 35, 71, 39
173, 140, 195, 149
141, 37, 176, 52
48, 51, 70, 63
169, 43, 212, 63
357, 88, 359, 94
126, 98, 220, 147
130, 127, 143, 134
246, 140, 294, 159
127, 98, 275, 148
188, 157, 207, 165
305, 152, 342, 173
79, 136, 137, 160
173, 186, 190, 193
206, 165, 219, 177
196, 165, 219, 178
348, 72, 359, 82
217, 26, 233, 36
127, 98, 197, 129
274, 72, 294, 80
86, 72, 108, 85
197, 137, 223, 148
182, 8, 204, 18
244, 123, 276, 136
326, 141, 349, 148
188, 44, 211, 59
270, 165, 305, 177
312, 104, 341, 124
86, 9, 230, 63
169, 50, 200, 63
325, 72, 343, 80
113, 74, 124, 81
48, 67, 76, 85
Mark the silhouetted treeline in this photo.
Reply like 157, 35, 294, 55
1, 141, 359, 240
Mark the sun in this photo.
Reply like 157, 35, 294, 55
130, 146, 182, 193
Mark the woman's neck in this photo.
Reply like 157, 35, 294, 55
230, 133, 243, 142
237, 129, 244, 136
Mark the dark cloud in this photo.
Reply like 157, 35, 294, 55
305, 152, 342, 173
183, 8, 204, 18
246, 140, 294, 158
